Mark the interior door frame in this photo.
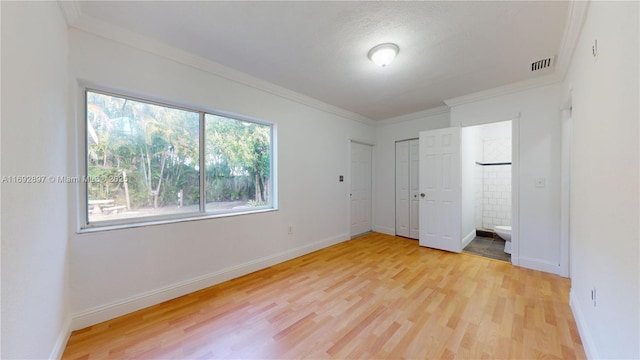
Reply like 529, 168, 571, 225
560, 94, 573, 278
458, 113, 520, 266
511, 114, 521, 267
347, 139, 375, 238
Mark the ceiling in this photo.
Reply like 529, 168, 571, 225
73, 1, 571, 121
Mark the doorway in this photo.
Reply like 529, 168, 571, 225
460, 121, 513, 262
414, 120, 517, 263
350, 141, 373, 237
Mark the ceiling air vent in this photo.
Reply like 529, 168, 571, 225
531, 57, 554, 72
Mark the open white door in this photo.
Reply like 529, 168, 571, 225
419, 127, 461, 253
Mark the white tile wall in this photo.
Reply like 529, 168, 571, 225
483, 138, 511, 163
475, 137, 512, 230
474, 165, 483, 229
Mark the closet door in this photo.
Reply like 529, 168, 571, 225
395, 141, 410, 237
408, 139, 420, 239
396, 139, 419, 239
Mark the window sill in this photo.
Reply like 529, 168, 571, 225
78, 207, 278, 234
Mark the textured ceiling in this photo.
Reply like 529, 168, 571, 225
76, 1, 570, 121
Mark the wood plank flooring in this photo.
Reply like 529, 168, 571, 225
63, 233, 585, 359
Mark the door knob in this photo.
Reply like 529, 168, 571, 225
420, 193, 425, 198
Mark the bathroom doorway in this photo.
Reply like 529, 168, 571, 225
460, 121, 513, 262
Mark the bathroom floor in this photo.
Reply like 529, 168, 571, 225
463, 235, 511, 262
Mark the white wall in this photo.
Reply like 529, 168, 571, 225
67, 28, 374, 327
563, 2, 639, 358
479, 121, 512, 147
1, 2, 71, 358
450, 83, 562, 274
373, 112, 450, 235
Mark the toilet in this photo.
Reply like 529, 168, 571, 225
494, 225, 512, 254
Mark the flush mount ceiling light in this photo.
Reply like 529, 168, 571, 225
368, 43, 399, 67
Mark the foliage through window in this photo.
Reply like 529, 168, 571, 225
85, 90, 274, 227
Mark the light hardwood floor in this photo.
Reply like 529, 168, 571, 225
63, 233, 585, 359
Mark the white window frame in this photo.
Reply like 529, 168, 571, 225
79, 86, 278, 232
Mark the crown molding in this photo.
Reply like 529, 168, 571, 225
443, 74, 561, 108
58, 0, 81, 26
376, 105, 450, 127
556, 1, 590, 79
57, 1, 375, 127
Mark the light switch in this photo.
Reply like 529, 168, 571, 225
339, 175, 344, 182
535, 178, 545, 188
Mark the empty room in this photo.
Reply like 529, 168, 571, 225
1, 1, 638, 359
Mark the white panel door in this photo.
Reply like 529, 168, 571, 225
351, 142, 372, 237
395, 141, 410, 237
419, 128, 461, 253
396, 139, 420, 239
409, 139, 420, 239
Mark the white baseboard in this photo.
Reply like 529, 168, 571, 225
518, 256, 560, 275
461, 230, 476, 248
373, 225, 395, 236
71, 233, 349, 330
49, 317, 71, 360
570, 288, 598, 359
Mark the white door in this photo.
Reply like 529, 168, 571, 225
351, 142, 372, 237
419, 127, 461, 252
395, 141, 410, 237
396, 139, 420, 239
409, 139, 420, 239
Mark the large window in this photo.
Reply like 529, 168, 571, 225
84, 90, 274, 228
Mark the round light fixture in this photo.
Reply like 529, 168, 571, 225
368, 43, 399, 67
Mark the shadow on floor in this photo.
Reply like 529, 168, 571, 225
463, 236, 511, 262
